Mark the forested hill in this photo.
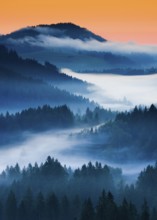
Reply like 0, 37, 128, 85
0, 73, 95, 113
0, 45, 88, 94
108, 104, 157, 158
0, 45, 96, 112
82, 104, 157, 161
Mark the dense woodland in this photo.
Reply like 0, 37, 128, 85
0, 105, 115, 132
0, 157, 156, 220
0, 105, 115, 147
0, 105, 74, 132
84, 104, 157, 161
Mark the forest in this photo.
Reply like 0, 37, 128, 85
0, 105, 115, 147
82, 104, 157, 161
0, 156, 156, 220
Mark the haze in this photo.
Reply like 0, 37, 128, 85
62, 69, 157, 111
0, 128, 152, 184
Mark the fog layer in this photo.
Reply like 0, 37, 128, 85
62, 69, 157, 111
0, 128, 153, 183
0, 128, 89, 171
9, 34, 157, 55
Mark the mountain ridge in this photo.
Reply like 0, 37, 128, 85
0, 22, 106, 42
0, 44, 96, 113
1, 22, 156, 72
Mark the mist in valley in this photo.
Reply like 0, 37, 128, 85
0, 125, 154, 185
62, 68, 157, 111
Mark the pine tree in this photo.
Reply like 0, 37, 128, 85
80, 198, 95, 220
61, 195, 70, 220
150, 207, 157, 220
119, 198, 129, 220
17, 200, 27, 220
36, 192, 45, 220
5, 191, 17, 220
106, 192, 117, 220
96, 190, 106, 220
46, 193, 59, 220
141, 200, 150, 220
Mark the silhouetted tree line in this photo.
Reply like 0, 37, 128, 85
90, 104, 157, 160
81, 67, 157, 75
0, 105, 74, 133
0, 156, 157, 210
0, 157, 120, 199
113, 162, 157, 212
76, 107, 116, 126
0, 105, 115, 147
0, 156, 157, 220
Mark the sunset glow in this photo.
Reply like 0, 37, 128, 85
1, 0, 157, 44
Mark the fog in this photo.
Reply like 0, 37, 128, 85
0, 128, 88, 171
9, 33, 157, 55
0, 128, 153, 184
62, 68, 157, 111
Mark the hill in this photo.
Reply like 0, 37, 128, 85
0, 45, 96, 113
0, 45, 90, 94
1, 22, 106, 42
0, 23, 137, 72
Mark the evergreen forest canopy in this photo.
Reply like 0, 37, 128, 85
0, 104, 115, 147
80, 104, 157, 161
0, 156, 156, 220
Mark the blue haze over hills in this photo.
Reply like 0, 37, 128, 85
1, 22, 157, 73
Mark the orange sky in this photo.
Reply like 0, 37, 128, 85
0, 0, 157, 44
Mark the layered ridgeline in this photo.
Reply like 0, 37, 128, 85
1, 103, 157, 163
0, 44, 90, 93
0, 157, 157, 220
1, 23, 156, 73
0, 105, 115, 147
79, 104, 157, 161
0, 45, 96, 112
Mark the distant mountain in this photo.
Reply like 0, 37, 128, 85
1, 22, 156, 73
1, 22, 106, 42
0, 23, 136, 72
